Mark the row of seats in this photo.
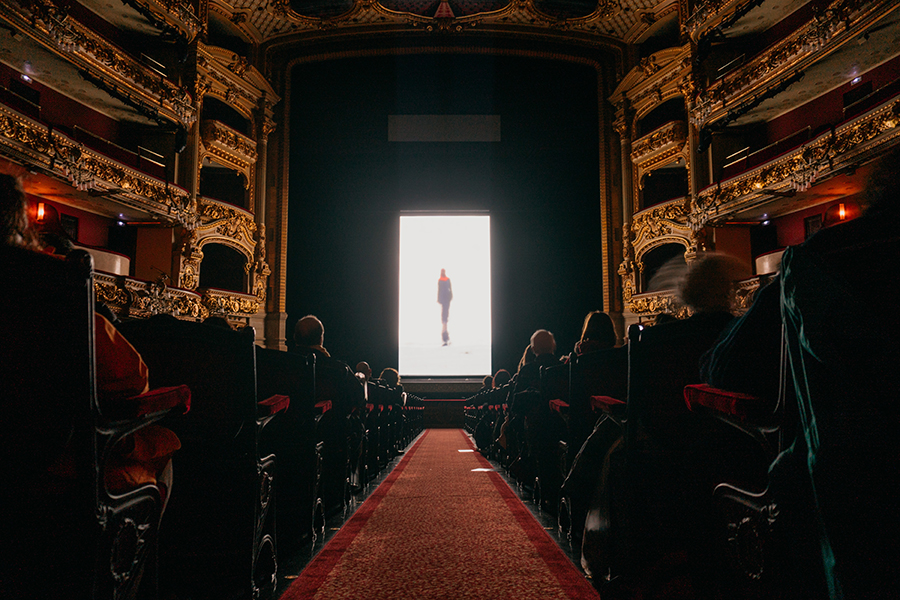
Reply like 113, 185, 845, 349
0, 246, 424, 600
463, 314, 806, 599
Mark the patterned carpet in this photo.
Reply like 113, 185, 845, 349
281, 428, 600, 600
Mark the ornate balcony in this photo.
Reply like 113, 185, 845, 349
0, 103, 192, 225
691, 0, 894, 130
631, 120, 688, 179
200, 119, 258, 173
1, 0, 196, 128
95, 271, 207, 320
631, 197, 691, 249
696, 96, 900, 225
200, 288, 262, 317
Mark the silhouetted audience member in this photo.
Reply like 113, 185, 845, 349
572, 311, 617, 356
492, 369, 511, 388
378, 367, 403, 392
701, 147, 900, 600
355, 361, 372, 382
1, 173, 179, 502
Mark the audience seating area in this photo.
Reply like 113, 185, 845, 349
1, 247, 424, 600
464, 296, 882, 599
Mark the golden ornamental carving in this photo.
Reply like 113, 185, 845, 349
24, 0, 196, 126
697, 100, 900, 217
0, 106, 192, 224
639, 56, 660, 77
693, 0, 875, 127
631, 200, 690, 245
94, 272, 207, 320
202, 291, 260, 315
631, 121, 688, 164
227, 55, 250, 76
628, 291, 690, 318
135, 0, 203, 40
258, 0, 619, 44
200, 120, 258, 164
198, 199, 258, 247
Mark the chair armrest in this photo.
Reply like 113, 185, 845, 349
549, 399, 569, 414
590, 395, 625, 412
106, 385, 192, 421
683, 384, 764, 421
315, 400, 332, 415
258, 394, 290, 417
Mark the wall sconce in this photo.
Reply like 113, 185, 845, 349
36, 202, 45, 223
823, 201, 861, 227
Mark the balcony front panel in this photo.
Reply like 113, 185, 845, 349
95, 271, 207, 320
697, 96, 900, 224
632, 120, 688, 184
691, 0, 896, 130
0, 103, 191, 224
631, 197, 691, 250
200, 119, 258, 174
200, 287, 261, 317
1, 0, 196, 128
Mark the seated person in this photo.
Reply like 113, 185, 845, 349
571, 310, 618, 357
1, 174, 180, 500
700, 147, 900, 600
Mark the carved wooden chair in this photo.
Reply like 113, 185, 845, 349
117, 317, 285, 600
0, 247, 189, 600
255, 348, 321, 552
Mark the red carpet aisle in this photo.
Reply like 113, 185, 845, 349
282, 429, 600, 600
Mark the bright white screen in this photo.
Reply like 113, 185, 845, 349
399, 215, 491, 377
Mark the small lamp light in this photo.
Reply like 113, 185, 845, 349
822, 201, 861, 227
36, 202, 45, 223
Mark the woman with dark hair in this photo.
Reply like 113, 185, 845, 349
0, 174, 38, 249
573, 311, 617, 356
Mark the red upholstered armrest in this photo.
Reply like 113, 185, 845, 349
258, 394, 290, 416
315, 400, 332, 415
590, 395, 625, 412
502, 404, 508, 411
366, 403, 374, 412
683, 384, 762, 420
114, 384, 191, 419
549, 399, 570, 413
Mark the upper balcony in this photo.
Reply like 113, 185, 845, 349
0, 99, 191, 224
696, 91, 900, 225
691, 0, 900, 132
0, 1, 196, 130
79, 0, 202, 47
631, 120, 688, 177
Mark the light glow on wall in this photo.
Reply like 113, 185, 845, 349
399, 215, 491, 377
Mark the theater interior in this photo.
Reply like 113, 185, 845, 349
1, 0, 898, 597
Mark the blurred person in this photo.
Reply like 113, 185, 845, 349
437, 268, 453, 346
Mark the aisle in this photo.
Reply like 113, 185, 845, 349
282, 429, 600, 600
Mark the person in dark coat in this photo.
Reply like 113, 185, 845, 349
437, 268, 453, 345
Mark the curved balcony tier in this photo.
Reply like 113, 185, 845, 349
200, 119, 258, 173
697, 95, 900, 224
95, 271, 207, 320
200, 287, 262, 317
0, 1, 196, 128
632, 120, 688, 178
0, 102, 191, 224
691, 0, 898, 130
631, 197, 691, 249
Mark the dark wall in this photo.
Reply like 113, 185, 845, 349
287, 53, 603, 377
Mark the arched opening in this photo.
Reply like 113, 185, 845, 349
200, 165, 248, 208
207, 14, 251, 59
203, 96, 252, 137
641, 242, 686, 292
637, 14, 681, 59
199, 242, 247, 292
636, 97, 686, 137
640, 160, 688, 209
